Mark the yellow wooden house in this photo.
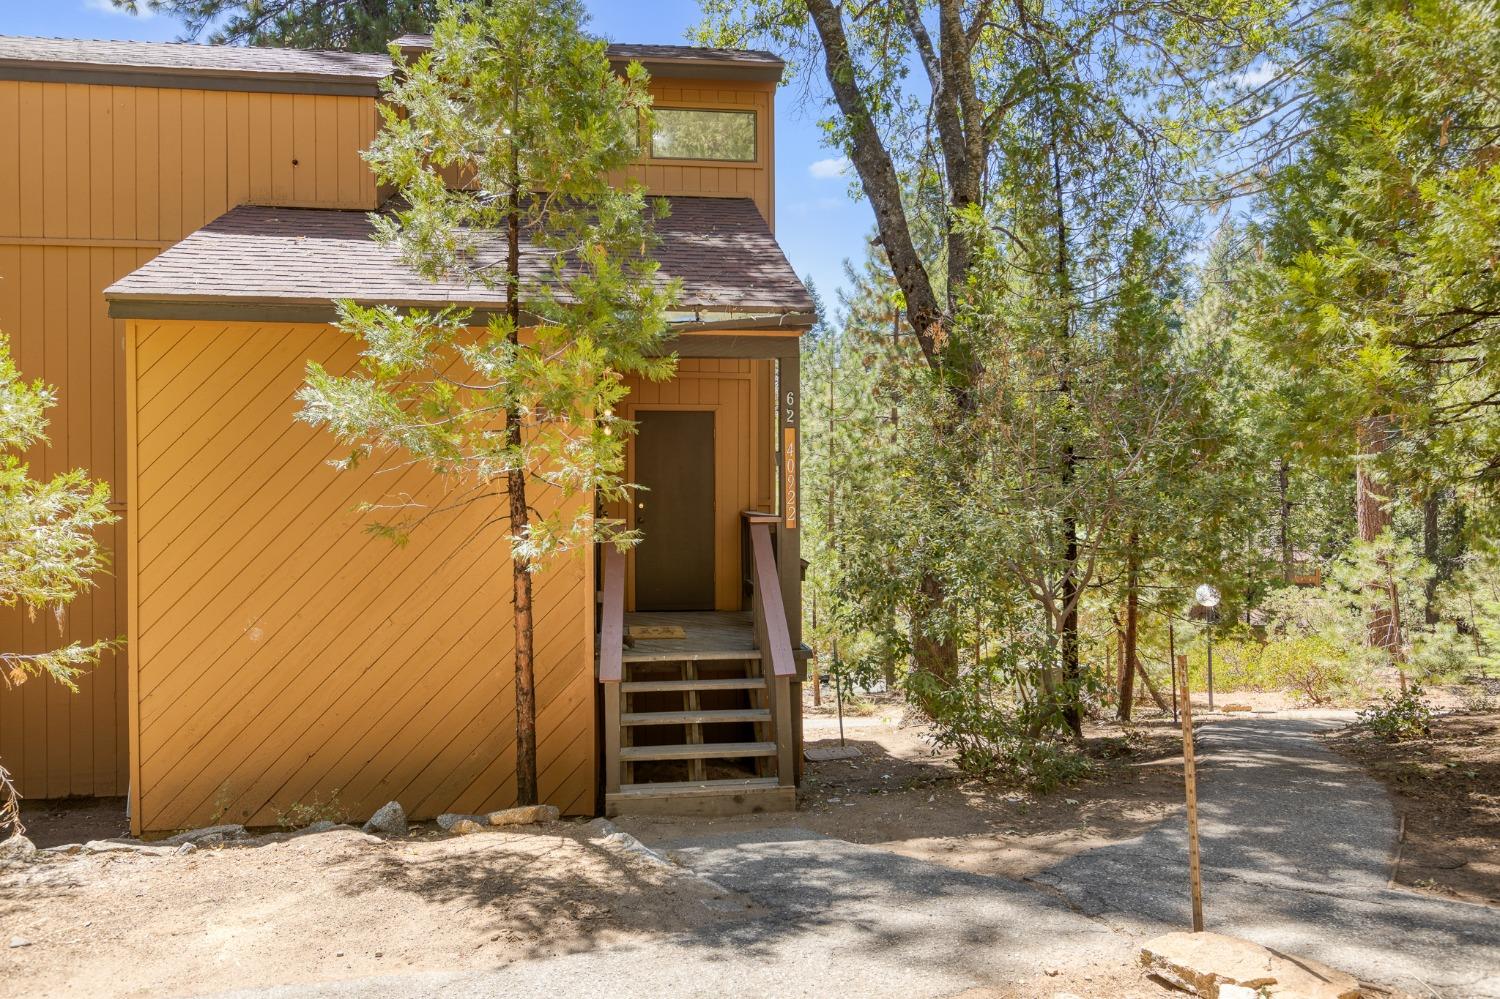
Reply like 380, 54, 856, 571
0, 33, 811, 833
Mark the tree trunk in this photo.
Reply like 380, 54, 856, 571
1052, 139, 1082, 739
506, 129, 538, 806
1117, 532, 1140, 721
1278, 458, 1292, 583
1422, 492, 1440, 626
1356, 416, 1399, 657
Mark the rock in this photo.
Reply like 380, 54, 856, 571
299, 820, 341, 835
41, 843, 82, 856
1218, 987, 1262, 999
486, 804, 559, 827
805, 745, 862, 762
435, 813, 483, 832
162, 824, 246, 846
362, 801, 407, 836
1140, 931, 1361, 999
0, 834, 36, 865
81, 839, 175, 857
582, 817, 619, 838
175, 842, 197, 856
450, 819, 485, 835
9, 936, 30, 948
1222, 703, 1253, 713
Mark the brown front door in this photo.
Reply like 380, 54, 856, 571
634, 410, 715, 611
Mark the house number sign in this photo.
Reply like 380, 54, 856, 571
783, 389, 798, 530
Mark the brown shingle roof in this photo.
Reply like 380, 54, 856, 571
0, 34, 784, 92
391, 34, 784, 81
0, 35, 390, 93
105, 196, 814, 321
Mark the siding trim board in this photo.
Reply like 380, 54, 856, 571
0, 65, 382, 98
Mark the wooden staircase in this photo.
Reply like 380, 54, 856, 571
598, 515, 799, 817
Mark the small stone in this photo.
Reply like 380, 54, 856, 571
805, 745, 862, 762
436, 813, 483, 832
82, 839, 175, 857
163, 824, 246, 847
486, 804, 559, 827
9, 936, 30, 948
450, 819, 485, 835
0, 834, 36, 866
298, 820, 340, 835
362, 801, 407, 837
175, 842, 197, 856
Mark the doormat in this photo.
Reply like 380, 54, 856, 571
627, 625, 686, 640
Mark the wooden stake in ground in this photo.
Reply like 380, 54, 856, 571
1179, 664, 1204, 932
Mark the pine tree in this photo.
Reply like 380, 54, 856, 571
108, 0, 439, 51
297, 0, 677, 805
0, 334, 116, 833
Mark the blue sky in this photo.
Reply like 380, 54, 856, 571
6, 0, 873, 311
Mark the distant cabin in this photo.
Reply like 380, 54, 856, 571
0, 33, 811, 832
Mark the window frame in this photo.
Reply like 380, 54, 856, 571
647, 106, 760, 165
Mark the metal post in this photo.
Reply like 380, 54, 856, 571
1205, 622, 1215, 713
1179, 663, 1205, 932
1168, 617, 1179, 725
834, 641, 846, 748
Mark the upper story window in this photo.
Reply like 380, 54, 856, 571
651, 108, 757, 163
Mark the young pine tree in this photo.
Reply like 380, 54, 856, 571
0, 334, 116, 833
298, 0, 677, 806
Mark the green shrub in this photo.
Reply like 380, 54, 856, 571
1357, 686, 1434, 741
917, 667, 1097, 794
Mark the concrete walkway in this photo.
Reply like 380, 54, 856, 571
1034, 717, 1500, 998
207, 717, 1500, 998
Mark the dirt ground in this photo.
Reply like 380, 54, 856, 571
623, 695, 1187, 883
1329, 707, 1500, 907
0, 822, 758, 998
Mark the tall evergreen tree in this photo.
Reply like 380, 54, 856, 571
297, 0, 676, 804
109, 0, 438, 50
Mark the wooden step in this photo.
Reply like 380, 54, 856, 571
621, 678, 766, 693
619, 741, 777, 762
621, 648, 763, 664
614, 777, 781, 796
605, 778, 795, 818
621, 708, 770, 726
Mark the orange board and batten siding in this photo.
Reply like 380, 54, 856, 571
619, 358, 778, 612
625, 78, 776, 225
124, 321, 596, 834
0, 79, 380, 798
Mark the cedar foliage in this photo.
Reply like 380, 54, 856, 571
297, 0, 677, 805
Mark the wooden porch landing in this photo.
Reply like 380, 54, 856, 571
622, 611, 758, 662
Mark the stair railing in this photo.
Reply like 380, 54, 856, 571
743, 511, 796, 786
598, 544, 626, 795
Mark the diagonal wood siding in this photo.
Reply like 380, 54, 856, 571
0, 79, 380, 798
126, 321, 594, 833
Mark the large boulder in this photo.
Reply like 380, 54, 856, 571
362, 801, 407, 837
487, 804, 559, 827
1140, 931, 1361, 999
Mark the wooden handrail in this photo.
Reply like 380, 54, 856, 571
746, 519, 797, 678
598, 544, 626, 683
